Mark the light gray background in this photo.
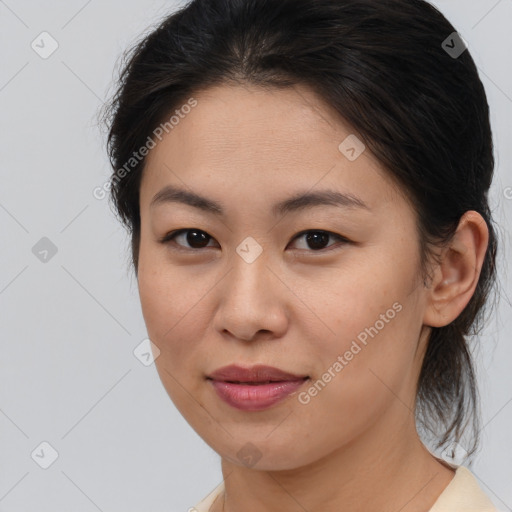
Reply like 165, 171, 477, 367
0, 1, 511, 511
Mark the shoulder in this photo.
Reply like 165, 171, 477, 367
429, 465, 499, 512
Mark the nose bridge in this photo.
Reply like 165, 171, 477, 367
226, 245, 273, 309
214, 244, 287, 340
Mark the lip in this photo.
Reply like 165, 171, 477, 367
207, 364, 308, 383
206, 364, 309, 411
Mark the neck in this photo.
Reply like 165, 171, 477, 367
216, 413, 455, 512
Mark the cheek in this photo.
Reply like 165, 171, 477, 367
137, 261, 208, 411
137, 248, 197, 358
296, 304, 420, 451
305, 260, 422, 414
316, 264, 410, 355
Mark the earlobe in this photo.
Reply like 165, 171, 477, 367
423, 211, 489, 328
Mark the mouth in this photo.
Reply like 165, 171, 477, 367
206, 363, 309, 384
209, 379, 308, 385
206, 364, 310, 411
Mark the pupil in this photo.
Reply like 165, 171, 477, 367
307, 232, 328, 250
184, 231, 329, 250
187, 230, 209, 248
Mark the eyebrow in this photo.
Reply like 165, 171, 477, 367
149, 184, 370, 216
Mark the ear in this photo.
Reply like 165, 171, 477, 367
423, 211, 489, 328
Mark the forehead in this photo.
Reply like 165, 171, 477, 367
169, 83, 362, 153
139, 83, 403, 213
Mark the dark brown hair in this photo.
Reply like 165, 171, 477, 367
101, 0, 498, 460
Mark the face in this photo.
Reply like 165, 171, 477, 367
137, 83, 431, 470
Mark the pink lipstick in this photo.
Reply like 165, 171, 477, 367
207, 364, 309, 411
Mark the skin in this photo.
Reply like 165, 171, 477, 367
136, 83, 489, 512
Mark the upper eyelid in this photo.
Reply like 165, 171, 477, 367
160, 228, 349, 250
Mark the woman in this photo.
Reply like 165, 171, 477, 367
102, 0, 500, 510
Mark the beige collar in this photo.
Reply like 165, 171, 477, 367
193, 465, 498, 512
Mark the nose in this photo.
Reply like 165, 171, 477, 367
212, 253, 289, 343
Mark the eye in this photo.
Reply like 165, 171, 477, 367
288, 230, 350, 252
158, 228, 218, 251
159, 228, 350, 253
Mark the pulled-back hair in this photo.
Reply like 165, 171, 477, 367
101, 0, 498, 460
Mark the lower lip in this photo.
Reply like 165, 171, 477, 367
208, 378, 309, 411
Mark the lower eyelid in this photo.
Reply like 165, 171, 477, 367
290, 231, 349, 250
159, 229, 218, 249
160, 229, 350, 251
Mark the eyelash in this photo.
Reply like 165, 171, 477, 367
158, 228, 351, 254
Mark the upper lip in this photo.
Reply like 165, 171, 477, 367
207, 364, 309, 383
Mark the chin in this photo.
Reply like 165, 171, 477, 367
203, 434, 324, 472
